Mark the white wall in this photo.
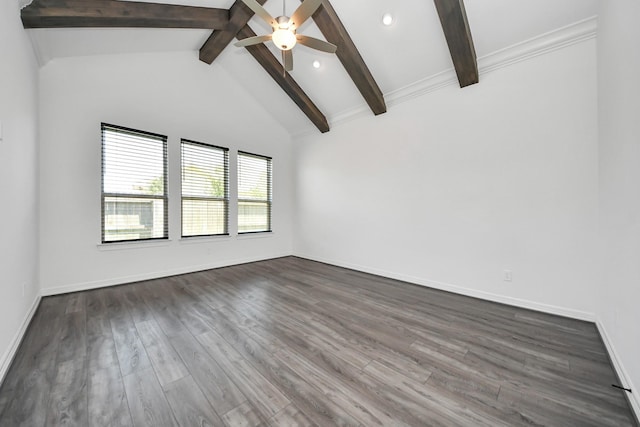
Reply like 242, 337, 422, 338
597, 0, 640, 415
0, 1, 41, 377
38, 52, 294, 294
294, 39, 600, 319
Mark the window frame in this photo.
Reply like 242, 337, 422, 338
100, 123, 169, 244
237, 150, 272, 234
180, 139, 230, 238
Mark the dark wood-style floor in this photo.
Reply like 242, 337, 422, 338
0, 257, 635, 426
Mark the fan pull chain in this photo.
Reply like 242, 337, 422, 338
281, 50, 286, 77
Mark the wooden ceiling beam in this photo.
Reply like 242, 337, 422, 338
433, 0, 478, 88
236, 25, 329, 133
21, 0, 229, 29
308, 0, 386, 116
200, 0, 267, 65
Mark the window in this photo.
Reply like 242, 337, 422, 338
238, 151, 272, 233
101, 123, 168, 243
181, 140, 229, 237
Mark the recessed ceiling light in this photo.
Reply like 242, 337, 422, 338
382, 13, 394, 26
312, 60, 321, 69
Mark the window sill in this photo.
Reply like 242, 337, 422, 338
95, 232, 272, 249
236, 231, 273, 240
97, 240, 172, 251
180, 235, 232, 245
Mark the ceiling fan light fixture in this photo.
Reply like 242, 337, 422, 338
272, 28, 297, 50
236, 0, 334, 71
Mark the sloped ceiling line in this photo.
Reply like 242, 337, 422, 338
306, 0, 386, 116
199, 0, 330, 133
295, 16, 597, 140
236, 24, 330, 133
197, 0, 389, 131
19, 0, 481, 134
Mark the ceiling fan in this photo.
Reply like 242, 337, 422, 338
234, 0, 337, 73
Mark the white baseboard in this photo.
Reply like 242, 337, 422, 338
0, 294, 41, 384
295, 253, 596, 322
40, 253, 292, 296
596, 320, 640, 423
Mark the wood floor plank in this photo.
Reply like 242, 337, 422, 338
274, 348, 412, 427
498, 379, 634, 427
412, 340, 501, 388
268, 404, 317, 427
120, 285, 155, 324
134, 318, 170, 348
196, 330, 289, 421
0, 257, 635, 426
85, 290, 109, 317
169, 332, 247, 416
64, 292, 86, 314
122, 368, 177, 427
139, 282, 191, 337
99, 287, 128, 319
0, 297, 68, 426
172, 301, 217, 336
57, 311, 87, 363
364, 359, 509, 427
87, 365, 133, 426
207, 317, 363, 427
86, 314, 114, 339
223, 296, 372, 369
164, 375, 224, 427
227, 359, 290, 419
12, 295, 66, 379
149, 304, 189, 338
0, 366, 51, 427
221, 401, 266, 427
232, 287, 433, 384
135, 320, 189, 389
87, 328, 119, 371
195, 330, 243, 364
46, 359, 88, 426
110, 314, 152, 377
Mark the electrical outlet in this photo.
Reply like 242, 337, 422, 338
503, 270, 513, 282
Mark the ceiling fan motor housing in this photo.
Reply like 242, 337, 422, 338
273, 15, 296, 50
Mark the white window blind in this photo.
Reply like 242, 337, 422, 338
181, 140, 229, 237
238, 151, 272, 233
101, 123, 168, 243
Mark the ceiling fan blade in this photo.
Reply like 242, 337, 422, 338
235, 34, 273, 47
241, 0, 277, 29
282, 49, 293, 72
296, 35, 337, 53
289, 0, 323, 31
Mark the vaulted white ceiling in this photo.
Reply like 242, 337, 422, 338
24, 0, 598, 135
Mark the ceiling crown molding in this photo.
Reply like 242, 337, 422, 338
293, 15, 597, 140
479, 15, 597, 74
